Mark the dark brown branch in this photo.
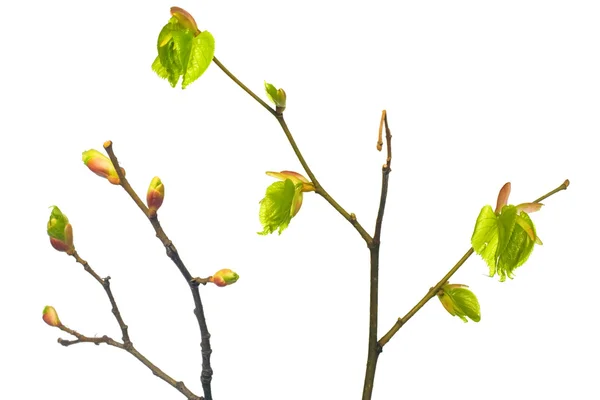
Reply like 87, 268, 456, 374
362, 111, 394, 400
104, 141, 213, 400
56, 325, 202, 400
70, 251, 130, 345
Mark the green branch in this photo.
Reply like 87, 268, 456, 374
212, 57, 373, 245
378, 179, 570, 348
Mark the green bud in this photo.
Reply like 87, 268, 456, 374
264, 81, 287, 112
47, 206, 74, 254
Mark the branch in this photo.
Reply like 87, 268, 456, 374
212, 57, 373, 246
378, 179, 570, 348
362, 110, 393, 400
104, 141, 214, 400
70, 251, 130, 345
373, 110, 393, 246
56, 326, 201, 400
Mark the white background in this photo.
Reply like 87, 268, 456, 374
2, 1, 599, 399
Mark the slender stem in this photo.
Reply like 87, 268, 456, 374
378, 179, 570, 348
57, 326, 201, 400
211, 57, 373, 246
373, 110, 392, 245
378, 248, 474, 348
71, 251, 131, 346
362, 111, 393, 400
362, 246, 382, 400
104, 141, 213, 400
276, 115, 373, 244
212, 57, 277, 117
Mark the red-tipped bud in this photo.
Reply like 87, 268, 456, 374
47, 206, 74, 254
170, 7, 199, 34
210, 269, 239, 287
495, 182, 511, 213
82, 149, 124, 185
42, 306, 61, 327
146, 176, 165, 217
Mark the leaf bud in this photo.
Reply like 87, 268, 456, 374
47, 206, 74, 254
146, 176, 165, 217
210, 269, 239, 287
82, 149, 124, 185
42, 306, 61, 327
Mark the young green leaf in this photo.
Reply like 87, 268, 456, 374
264, 81, 287, 111
437, 283, 481, 323
265, 82, 278, 103
258, 179, 299, 235
471, 203, 542, 281
258, 171, 314, 235
183, 31, 215, 89
152, 15, 215, 89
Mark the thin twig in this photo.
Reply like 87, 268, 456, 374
362, 111, 394, 400
212, 56, 277, 117
104, 141, 214, 400
211, 57, 373, 246
378, 179, 570, 348
373, 110, 392, 246
56, 325, 202, 400
70, 251, 131, 345
275, 115, 373, 245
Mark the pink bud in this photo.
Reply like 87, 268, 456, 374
265, 171, 315, 192
170, 7, 199, 34
210, 269, 239, 287
495, 182, 511, 214
47, 206, 74, 254
42, 306, 61, 327
82, 149, 125, 185
146, 176, 165, 217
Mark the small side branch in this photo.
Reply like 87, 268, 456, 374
378, 179, 570, 348
104, 141, 214, 400
56, 326, 201, 400
211, 57, 373, 246
71, 251, 131, 345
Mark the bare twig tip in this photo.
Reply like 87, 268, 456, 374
103, 140, 113, 149
563, 179, 570, 188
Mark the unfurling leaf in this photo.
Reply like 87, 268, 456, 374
183, 31, 215, 89
264, 81, 287, 112
471, 183, 543, 281
437, 284, 481, 323
258, 179, 298, 235
152, 11, 215, 89
258, 171, 314, 235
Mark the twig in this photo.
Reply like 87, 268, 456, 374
378, 179, 570, 348
212, 57, 373, 246
362, 111, 393, 400
104, 141, 214, 400
56, 325, 201, 400
70, 251, 131, 345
